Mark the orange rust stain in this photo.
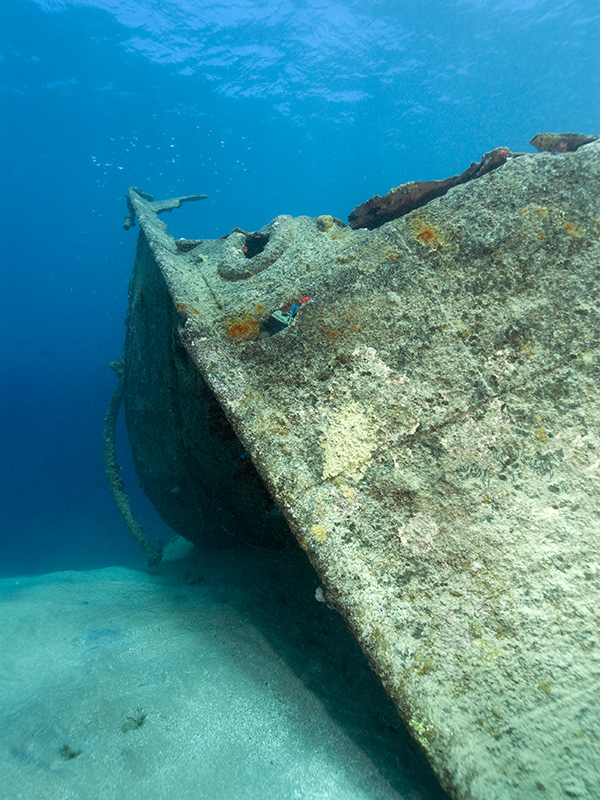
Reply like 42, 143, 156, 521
409, 217, 442, 247
417, 227, 437, 244
564, 222, 583, 237
176, 302, 200, 316
539, 234, 546, 240
226, 315, 259, 340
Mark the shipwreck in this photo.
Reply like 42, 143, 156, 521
106, 135, 600, 800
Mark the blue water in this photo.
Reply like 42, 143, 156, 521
0, 0, 598, 576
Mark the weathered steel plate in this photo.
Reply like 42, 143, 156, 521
122, 141, 600, 799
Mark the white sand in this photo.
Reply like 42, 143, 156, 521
0, 538, 446, 800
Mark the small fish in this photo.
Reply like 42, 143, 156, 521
257, 296, 313, 339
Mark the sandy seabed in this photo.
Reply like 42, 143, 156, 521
0, 537, 446, 800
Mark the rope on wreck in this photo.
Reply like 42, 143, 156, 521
103, 357, 163, 566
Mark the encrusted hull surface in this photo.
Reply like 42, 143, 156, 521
122, 142, 600, 799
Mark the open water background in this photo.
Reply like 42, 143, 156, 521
1, 0, 599, 577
